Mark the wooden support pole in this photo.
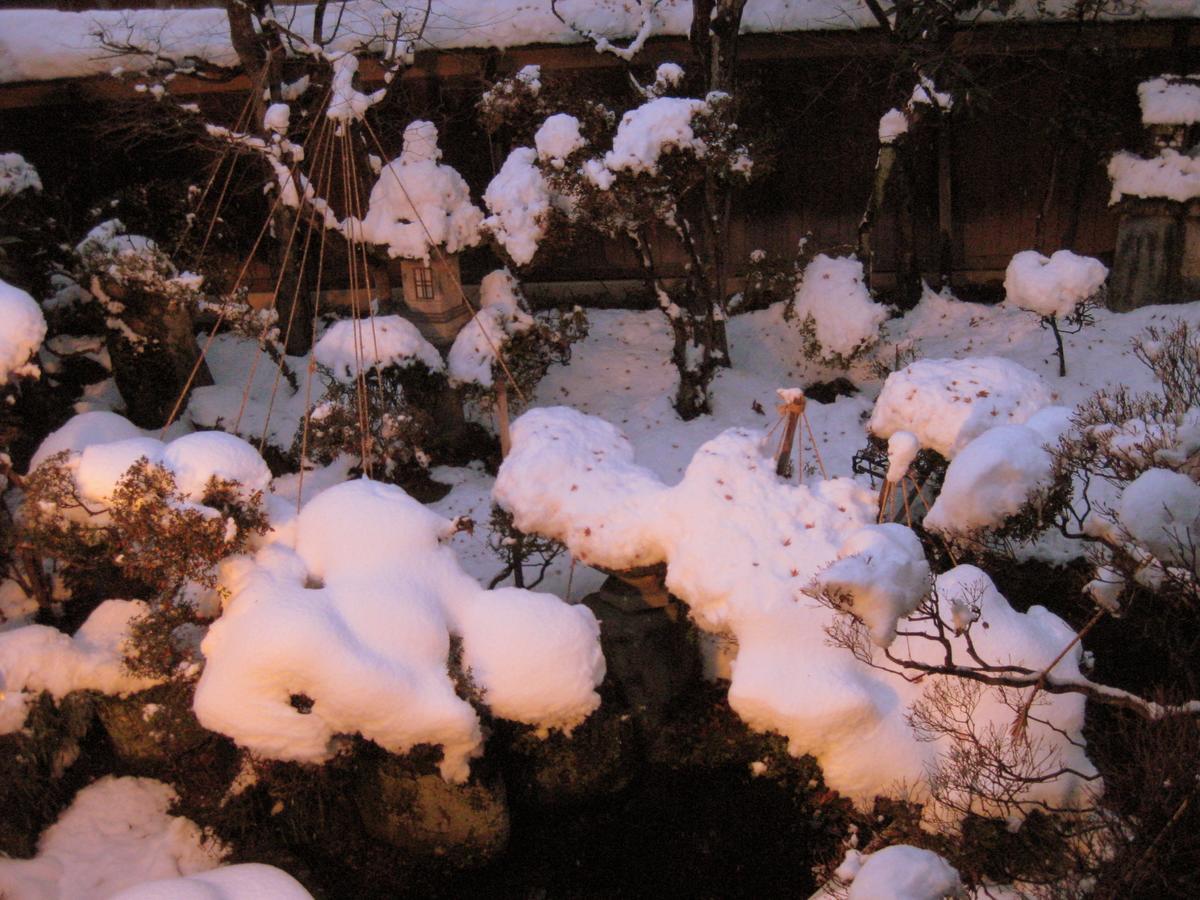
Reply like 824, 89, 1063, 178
496, 375, 512, 459
775, 391, 806, 479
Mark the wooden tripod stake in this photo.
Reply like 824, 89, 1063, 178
775, 392, 806, 479
496, 374, 512, 459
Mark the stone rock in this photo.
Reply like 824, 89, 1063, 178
501, 685, 637, 807
96, 683, 211, 768
355, 752, 510, 866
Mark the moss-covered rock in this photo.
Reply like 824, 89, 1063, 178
95, 681, 211, 770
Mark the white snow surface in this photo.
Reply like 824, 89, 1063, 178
28, 410, 145, 472
110, 864, 313, 900
791, 255, 886, 361
312, 314, 444, 383
1138, 75, 1200, 125
1003, 249, 1108, 319
495, 407, 1095, 812
1108, 148, 1200, 204
924, 407, 1072, 536
263, 102, 290, 134
193, 478, 604, 781
448, 269, 535, 388
483, 147, 552, 266
0, 277, 47, 386
845, 845, 963, 900
0, 152, 42, 196
0, 599, 160, 735
349, 121, 483, 260
603, 96, 708, 175
0, 776, 225, 900
325, 52, 385, 122
869, 356, 1055, 459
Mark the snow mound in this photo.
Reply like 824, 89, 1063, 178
535, 113, 586, 168
1108, 149, 1200, 204
603, 96, 707, 175
483, 146, 552, 266
313, 315, 444, 383
0, 152, 42, 196
1117, 467, 1200, 565
1138, 75, 1200, 125
111, 864, 313, 900
193, 478, 604, 781
448, 269, 535, 388
869, 357, 1054, 459
924, 412, 1067, 536
496, 408, 1095, 813
814, 524, 930, 648
1003, 249, 1108, 319
0, 277, 47, 386
0, 776, 224, 900
844, 845, 963, 900
0, 599, 160, 735
161, 431, 272, 501
349, 121, 483, 260
791, 255, 886, 361
28, 410, 145, 472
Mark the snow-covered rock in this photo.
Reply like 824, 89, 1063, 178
312, 314, 444, 383
0, 277, 47, 386
193, 478, 604, 781
495, 408, 1095, 814
0, 600, 160, 735
791, 255, 886, 361
0, 776, 225, 900
844, 845, 963, 900
111, 864, 313, 900
1004, 249, 1108, 319
869, 357, 1054, 459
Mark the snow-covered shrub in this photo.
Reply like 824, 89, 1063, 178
0, 152, 41, 198
298, 315, 447, 482
13, 421, 269, 673
829, 844, 963, 900
0, 276, 47, 388
786, 254, 887, 367
448, 269, 587, 407
194, 478, 604, 781
1003, 249, 1107, 377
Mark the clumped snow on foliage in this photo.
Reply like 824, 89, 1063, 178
495, 407, 1094, 812
483, 147, 552, 266
0, 151, 42, 196
194, 478, 604, 781
0, 277, 47, 386
924, 406, 1072, 536
1116, 467, 1200, 565
877, 108, 908, 143
791, 255, 887, 361
603, 95, 708, 174
312, 314, 444, 383
535, 113, 586, 168
325, 52, 385, 122
1137, 74, 1200, 125
448, 269, 535, 388
348, 121, 483, 260
869, 357, 1054, 459
0, 599, 160, 734
1108, 148, 1200, 204
1004, 249, 1108, 319
0, 776, 225, 899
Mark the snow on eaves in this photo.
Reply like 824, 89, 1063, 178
0, 1, 1194, 85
